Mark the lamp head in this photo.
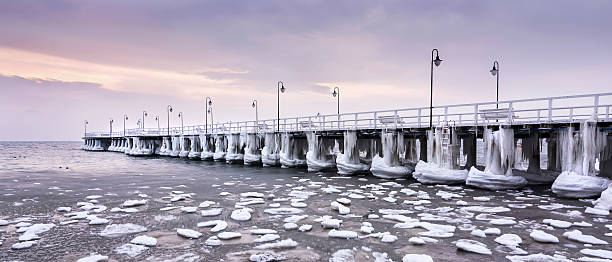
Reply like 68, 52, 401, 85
332, 90, 337, 97
125, 116, 129, 120
169, 107, 173, 112
280, 83, 285, 93
208, 100, 212, 106
144, 112, 148, 117
252, 101, 256, 108
433, 55, 442, 67
490, 65, 498, 76
207, 108, 211, 113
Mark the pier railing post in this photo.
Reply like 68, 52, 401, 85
354, 113, 358, 129
417, 109, 422, 128
394, 110, 398, 129
444, 106, 448, 123
474, 104, 479, 126
570, 108, 574, 122
548, 98, 553, 123
374, 112, 377, 129
508, 102, 513, 124
594, 94, 600, 119
296, 117, 299, 131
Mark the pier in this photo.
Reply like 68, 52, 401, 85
83, 92, 612, 197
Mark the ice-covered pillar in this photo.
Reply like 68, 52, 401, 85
419, 136, 427, 162
522, 128, 541, 174
546, 135, 559, 171
600, 134, 612, 178
462, 134, 477, 169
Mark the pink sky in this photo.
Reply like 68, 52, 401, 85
1, 0, 611, 140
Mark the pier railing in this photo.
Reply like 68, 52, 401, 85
84, 92, 612, 138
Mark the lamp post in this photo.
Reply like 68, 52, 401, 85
142, 111, 148, 129
490, 61, 500, 109
178, 112, 184, 134
109, 118, 114, 137
208, 107, 214, 133
252, 100, 258, 130
205, 97, 212, 134
332, 87, 340, 128
167, 105, 173, 136
137, 119, 142, 129
123, 115, 128, 136
430, 48, 442, 129
154, 116, 160, 134
277, 81, 285, 132
84, 120, 88, 137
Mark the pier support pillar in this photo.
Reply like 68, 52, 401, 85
523, 128, 541, 174
419, 136, 427, 162
600, 134, 612, 178
546, 134, 559, 172
462, 134, 477, 169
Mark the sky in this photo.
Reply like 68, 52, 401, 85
1, 0, 611, 141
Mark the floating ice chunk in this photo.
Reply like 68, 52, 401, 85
205, 236, 221, 246
57, 207, 71, 212
336, 198, 351, 205
99, 223, 147, 237
381, 234, 398, 243
131, 235, 157, 246
409, 237, 425, 245
495, 234, 522, 247
328, 229, 358, 239
250, 229, 278, 235
12, 240, 37, 249
291, 202, 307, 208
19, 223, 55, 241
552, 172, 611, 198
466, 167, 528, 190
181, 206, 198, 213
199, 201, 216, 208
298, 224, 312, 232
490, 219, 517, 225
370, 154, 412, 179
331, 201, 350, 215
471, 229, 486, 238
122, 200, 147, 207
231, 208, 252, 221
254, 234, 280, 243
283, 215, 308, 223
594, 184, 612, 211
413, 160, 468, 184
241, 192, 265, 198
321, 218, 343, 229
530, 230, 559, 243
348, 193, 365, 199
474, 197, 491, 201
506, 254, 571, 262
456, 200, 468, 206
263, 208, 303, 215
563, 230, 608, 245
283, 223, 298, 230
461, 206, 511, 213
574, 221, 592, 227
115, 243, 148, 257
110, 207, 138, 213
483, 228, 501, 235
249, 251, 287, 262
217, 232, 241, 240
585, 207, 610, 216
254, 239, 298, 249
402, 254, 434, 262
76, 253, 108, 262
201, 208, 223, 217
177, 228, 202, 239
543, 219, 572, 229
456, 239, 492, 255
15, 222, 32, 228
89, 218, 109, 225
197, 220, 228, 232
580, 249, 612, 260
330, 249, 354, 262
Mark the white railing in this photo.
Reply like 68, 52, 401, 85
84, 92, 612, 137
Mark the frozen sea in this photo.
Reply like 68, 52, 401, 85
0, 141, 610, 262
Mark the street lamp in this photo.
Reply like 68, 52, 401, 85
84, 120, 88, 137
109, 118, 114, 137
167, 105, 173, 136
205, 97, 212, 134
178, 112, 184, 134
277, 81, 286, 132
154, 115, 160, 134
332, 87, 340, 115
137, 119, 142, 129
490, 61, 500, 109
142, 111, 148, 129
430, 48, 442, 129
208, 107, 214, 133
252, 100, 258, 130
123, 115, 128, 136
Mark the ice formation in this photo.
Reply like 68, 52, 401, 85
336, 130, 370, 175
244, 133, 262, 165
594, 184, 612, 211
414, 127, 467, 184
170, 136, 181, 157
200, 134, 215, 160
466, 127, 528, 190
213, 134, 227, 161
261, 133, 281, 166
159, 137, 172, 156
178, 136, 191, 158
305, 132, 336, 172
552, 118, 610, 198
187, 136, 201, 159
279, 133, 307, 168
225, 133, 245, 163
370, 132, 412, 178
